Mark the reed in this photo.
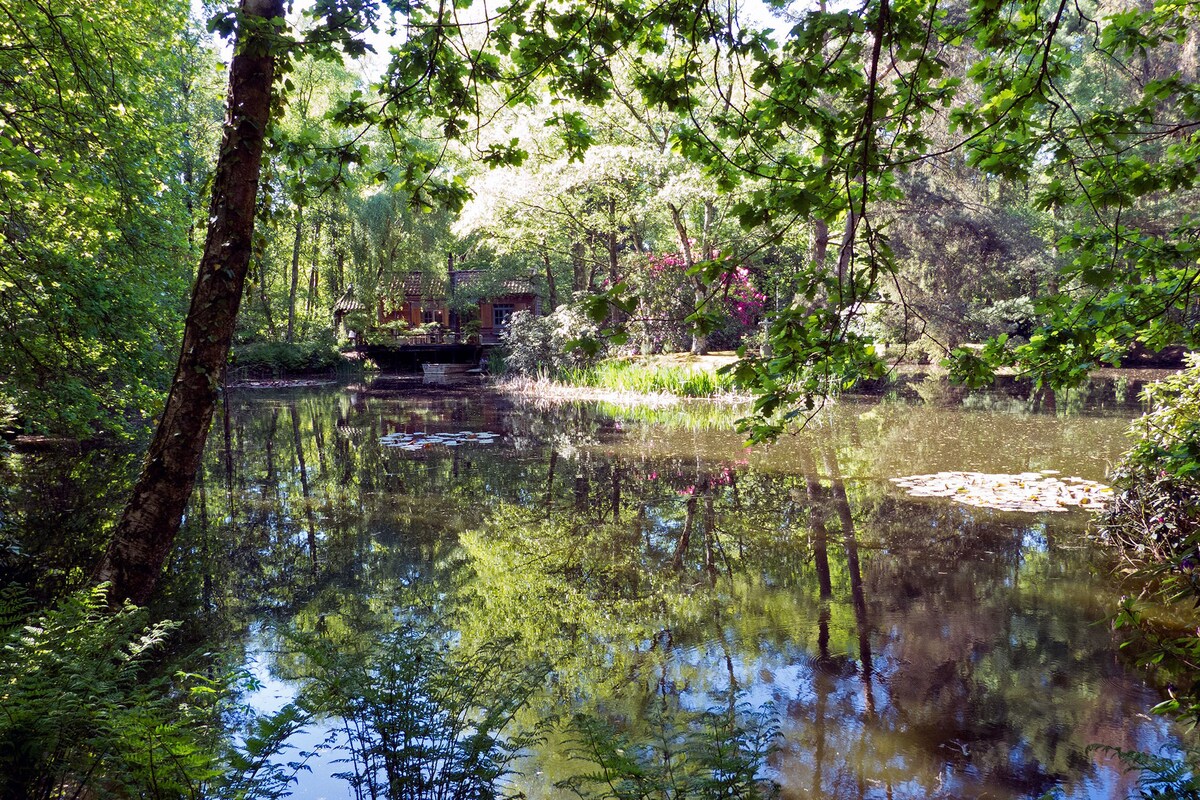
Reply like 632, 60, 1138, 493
562, 358, 739, 398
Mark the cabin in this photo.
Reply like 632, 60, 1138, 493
375, 269, 540, 344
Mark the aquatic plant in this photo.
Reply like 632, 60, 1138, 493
562, 359, 739, 398
891, 471, 1112, 513
289, 619, 548, 800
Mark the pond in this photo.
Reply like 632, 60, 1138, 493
1, 375, 1189, 798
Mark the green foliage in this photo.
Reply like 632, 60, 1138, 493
0, 397, 15, 442
729, 296, 887, 440
0, 0, 197, 437
1126, 358, 1200, 483
563, 359, 739, 397
558, 696, 781, 800
1110, 595, 1200, 727
0, 584, 218, 799
289, 618, 548, 800
501, 306, 602, 377
1100, 356, 1200, 560
1099, 359, 1200, 731
1088, 745, 1200, 800
219, 702, 322, 800
0, 584, 324, 800
231, 339, 344, 376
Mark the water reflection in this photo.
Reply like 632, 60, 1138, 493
0, 378, 1184, 798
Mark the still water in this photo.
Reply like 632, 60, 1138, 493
4, 376, 1187, 798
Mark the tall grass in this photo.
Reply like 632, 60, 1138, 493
562, 359, 738, 398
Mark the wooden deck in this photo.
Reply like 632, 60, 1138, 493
357, 342, 495, 371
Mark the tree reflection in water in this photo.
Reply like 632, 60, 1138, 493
0, 380, 1183, 798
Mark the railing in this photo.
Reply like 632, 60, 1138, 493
383, 328, 451, 345
376, 326, 504, 345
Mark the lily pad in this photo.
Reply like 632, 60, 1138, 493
890, 471, 1112, 513
379, 429, 502, 453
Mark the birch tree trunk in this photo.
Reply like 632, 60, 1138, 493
96, 0, 285, 605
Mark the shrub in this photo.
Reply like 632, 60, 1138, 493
625, 254, 765, 354
1100, 356, 1200, 729
231, 339, 343, 376
500, 304, 602, 377
1100, 355, 1200, 560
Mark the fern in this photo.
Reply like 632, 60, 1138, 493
1090, 745, 1200, 800
0, 584, 319, 799
0, 584, 216, 799
0, 583, 32, 632
557, 692, 780, 800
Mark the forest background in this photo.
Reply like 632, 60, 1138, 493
2, 0, 1196, 447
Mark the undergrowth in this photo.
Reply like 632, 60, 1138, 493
562, 360, 738, 398
231, 339, 345, 377
0, 584, 314, 800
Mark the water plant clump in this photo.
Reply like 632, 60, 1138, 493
380, 430, 501, 451
561, 358, 741, 398
890, 471, 1113, 513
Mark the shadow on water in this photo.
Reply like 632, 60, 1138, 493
0, 372, 1188, 798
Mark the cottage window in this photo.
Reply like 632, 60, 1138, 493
492, 303, 515, 329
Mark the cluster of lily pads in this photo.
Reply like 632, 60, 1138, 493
890, 470, 1114, 513
379, 430, 501, 451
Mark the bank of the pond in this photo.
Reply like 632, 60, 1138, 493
494, 354, 1171, 418
493, 373, 750, 410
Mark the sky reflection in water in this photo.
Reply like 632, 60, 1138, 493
172, 379, 1184, 799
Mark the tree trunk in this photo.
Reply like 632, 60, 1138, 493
667, 202, 709, 355
255, 248, 276, 340
607, 197, 619, 285
571, 241, 587, 293
290, 403, 319, 579
671, 495, 698, 570
302, 216, 322, 339
690, 283, 708, 355
542, 250, 558, 312
287, 203, 304, 343
610, 461, 621, 523
95, 0, 284, 606
333, 224, 346, 298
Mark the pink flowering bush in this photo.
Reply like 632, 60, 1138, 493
626, 253, 765, 353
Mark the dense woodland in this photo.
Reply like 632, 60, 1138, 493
1, 0, 1200, 795
1, 0, 1196, 442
